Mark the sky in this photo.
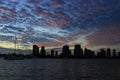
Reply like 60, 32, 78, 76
0, 0, 120, 52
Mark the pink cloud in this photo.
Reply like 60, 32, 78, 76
51, 0, 63, 7
35, 41, 62, 48
34, 9, 41, 15
60, 18, 69, 26
8, 10, 15, 17
86, 24, 120, 46
0, 16, 9, 21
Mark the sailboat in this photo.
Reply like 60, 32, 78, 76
4, 34, 24, 60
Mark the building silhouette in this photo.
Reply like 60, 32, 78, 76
113, 49, 116, 57
74, 44, 83, 58
32, 45, 39, 56
61, 45, 71, 58
97, 49, 106, 58
118, 52, 120, 58
55, 51, 58, 57
40, 46, 46, 57
84, 48, 95, 58
51, 49, 54, 57
106, 48, 111, 57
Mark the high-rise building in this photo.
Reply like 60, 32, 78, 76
55, 51, 58, 57
74, 44, 83, 58
106, 48, 111, 57
40, 46, 46, 57
32, 45, 39, 56
97, 49, 106, 58
61, 45, 71, 57
113, 49, 116, 57
51, 49, 54, 57
84, 48, 95, 58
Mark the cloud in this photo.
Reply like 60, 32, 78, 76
0, 0, 120, 50
0, 16, 9, 21
86, 24, 120, 46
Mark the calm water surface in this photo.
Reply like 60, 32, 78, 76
0, 59, 120, 80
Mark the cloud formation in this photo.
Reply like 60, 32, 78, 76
0, 0, 120, 49
86, 24, 120, 47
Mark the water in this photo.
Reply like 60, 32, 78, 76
0, 59, 120, 80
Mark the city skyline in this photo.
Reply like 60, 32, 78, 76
31, 44, 120, 58
0, 0, 120, 52
1, 44, 119, 59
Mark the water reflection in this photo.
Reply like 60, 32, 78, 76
0, 59, 120, 80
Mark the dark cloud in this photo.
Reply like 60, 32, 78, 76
0, 0, 119, 49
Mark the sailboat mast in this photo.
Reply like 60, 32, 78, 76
14, 33, 17, 53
